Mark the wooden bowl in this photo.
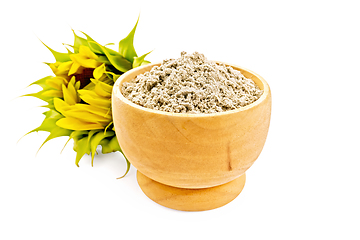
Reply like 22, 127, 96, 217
112, 62, 271, 211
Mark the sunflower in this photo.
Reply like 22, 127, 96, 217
24, 17, 151, 177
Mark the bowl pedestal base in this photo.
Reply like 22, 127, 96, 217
136, 171, 246, 211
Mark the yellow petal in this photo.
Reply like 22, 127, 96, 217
53, 98, 71, 113
54, 98, 111, 122
75, 80, 81, 91
93, 63, 106, 80
82, 81, 95, 90
71, 54, 101, 68
62, 84, 78, 105
68, 61, 81, 75
56, 117, 104, 130
49, 62, 60, 74
42, 89, 63, 98
46, 76, 68, 90
79, 45, 98, 59
64, 109, 111, 123
98, 81, 112, 93
94, 82, 112, 98
69, 80, 80, 103
102, 76, 114, 85
78, 89, 111, 108
79, 93, 111, 109
75, 104, 111, 118
58, 61, 73, 72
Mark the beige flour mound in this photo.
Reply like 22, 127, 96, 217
121, 52, 263, 114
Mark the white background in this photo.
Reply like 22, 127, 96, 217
1, 0, 359, 239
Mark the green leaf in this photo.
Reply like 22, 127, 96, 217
118, 15, 139, 62
133, 50, 152, 68
40, 40, 71, 62
90, 41, 132, 72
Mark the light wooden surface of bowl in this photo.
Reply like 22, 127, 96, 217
112, 62, 271, 189
136, 171, 246, 211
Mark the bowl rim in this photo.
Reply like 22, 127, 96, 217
113, 61, 270, 118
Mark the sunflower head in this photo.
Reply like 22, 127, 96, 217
49, 45, 102, 88
24, 17, 151, 177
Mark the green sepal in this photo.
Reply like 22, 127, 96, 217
118, 15, 139, 62
100, 135, 119, 153
62, 44, 74, 54
22, 109, 65, 143
22, 89, 57, 103
22, 109, 71, 153
117, 157, 131, 179
79, 31, 119, 56
40, 99, 55, 110
79, 32, 103, 55
97, 56, 111, 65
24, 76, 55, 103
90, 41, 132, 72
31, 109, 64, 133
99, 139, 110, 153
105, 70, 120, 82
37, 126, 72, 154
40, 40, 71, 62
110, 135, 131, 179
65, 46, 73, 54
28, 76, 53, 89
99, 136, 130, 178
71, 130, 91, 166
89, 130, 114, 166
72, 30, 89, 53
133, 50, 152, 68
87, 130, 101, 144
141, 60, 151, 66
70, 130, 89, 141
74, 137, 91, 167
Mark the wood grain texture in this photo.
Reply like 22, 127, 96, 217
137, 171, 246, 211
112, 62, 271, 189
